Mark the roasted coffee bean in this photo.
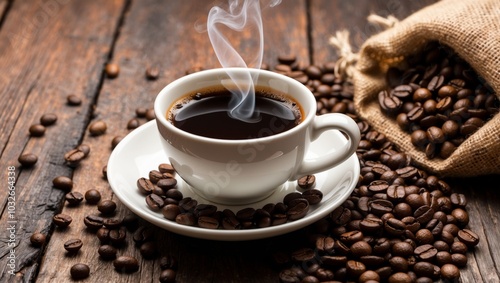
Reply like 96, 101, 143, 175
451, 208, 469, 227
52, 176, 73, 191
127, 118, 140, 129
66, 94, 82, 106
113, 256, 139, 273
392, 241, 414, 257
84, 214, 103, 230
194, 204, 217, 218
29, 124, 46, 137
98, 244, 117, 260
441, 263, 460, 280
30, 232, 46, 247
70, 263, 90, 280
139, 241, 158, 259
64, 238, 83, 253
162, 204, 181, 221
133, 226, 154, 244
64, 149, 86, 167
388, 272, 412, 283
105, 63, 120, 78
85, 189, 101, 204
457, 229, 479, 247
384, 218, 406, 236
88, 120, 107, 136
286, 198, 309, 221
53, 213, 72, 228
96, 227, 110, 243
40, 113, 58, 126
197, 216, 219, 229
146, 194, 165, 211
158, 163, 176, 174
340, 230, 364, 245
18, 153, 38, 167
451, 253, 468, 267
65, 191, 84, 205
103, 218, 122, 229
76, 144, 90, 157
145, 108, 156, 120
414, 244, 438, 261
145, 65, 160, 80
98, 200, 117, 215
165, 189, 183, 201
159, 255, 178, 270
350, 240, 372, 257
111, 136, 123, 149
297, 175, 316, 189
159, 269, 177, 283
346, 260, 366, 278
137, 177, 155, 194
175, 213, 196, 226
157, 178, 177, 190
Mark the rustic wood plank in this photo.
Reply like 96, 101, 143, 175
0, 0, 126, 282
37, 1, 309, 282
309, 0, 436, 64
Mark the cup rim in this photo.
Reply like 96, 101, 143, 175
154, 67, 316, 144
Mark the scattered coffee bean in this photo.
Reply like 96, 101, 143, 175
40, 113, 57, 126
159, 269, 177, 283
70, 263, 90, 280
140, 241, 158, 259
98, 244, 117, 260
52, 176, 73, 191
53, 213, 73, 228
65, 191, 84, 205
29, 124, 46, 137
88, 120, 107, 136
111, 135, 123, 149
85, 189, 101, 204
113, 256, 139, 273
66, 94, 82, 106
83, 214, 104, 230
18, 153, 38, 167
297, 175, 316, 189
64, 238, 83, 253
146, 65, 160, 80
30, 232, 46, 247
127, 118, 140, 129
145, 108, 155, 121
102, 165, 108, 179
98, 199, 117, 215
76, 144, 91, 157
105, 63, 120, 78
64, 148, 86, 167
136, 107, 148, 118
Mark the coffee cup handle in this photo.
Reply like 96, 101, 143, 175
292, 113, 360, 180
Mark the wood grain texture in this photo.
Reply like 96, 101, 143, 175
37, 0, 308, 282
0, 0, 126, 282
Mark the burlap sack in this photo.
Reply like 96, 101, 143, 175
351, 0, 500, 177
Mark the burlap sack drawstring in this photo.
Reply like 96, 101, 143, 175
328, 14, 398, 80
328, 30, 358, 81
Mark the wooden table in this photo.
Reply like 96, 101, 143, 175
1, 0, 499, 282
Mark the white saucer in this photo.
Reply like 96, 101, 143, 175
107, 120, 359, 241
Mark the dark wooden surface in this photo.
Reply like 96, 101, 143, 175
0, 0, 498, 282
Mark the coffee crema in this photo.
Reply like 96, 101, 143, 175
167, 86, 303, 139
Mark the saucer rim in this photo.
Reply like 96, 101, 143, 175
107, 120, 359, 241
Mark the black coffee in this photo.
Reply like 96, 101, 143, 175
168, 86, 302, 139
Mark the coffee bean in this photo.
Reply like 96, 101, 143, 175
297, 175, 316, 189
88, 120, 107, 136
66, 94, 82, 106
18, 153, 38, 167
52, 176, 73, 191
197, 216, 219, 229
105, 63, 120, 78
53, 213, 72, 228
133, 226, 154, 244
145, 108, 156, 121
28, 124, 45, 137
84, 214, 103, 230
30, 232, 46, 247
113, 256, 139, 273
70, 263, 90, 280
98, 200, 117, 215
440, 263, 460, 280
85, 189, 101, 204
65, 191, 84, 205
98, 244, 117, 260
127, 118, 140, 130
159, 269, 177, 283
109, 227, 127, 246
414, 244, 438, 261
103, 218, 122, 229
64, 148, 86, 167
162, 204, 181, 221
457, 229, 479, 247
157, 178, 177, 190
146, 194, 165, 211
64, 238, 83, 253
145, 65, 160, 80
388, 272, 412, 283
40, 113, 57, 126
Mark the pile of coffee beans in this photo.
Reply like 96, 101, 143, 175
379, 41, 499, 159
267, 55, 480, 282
137, 165, 323, 229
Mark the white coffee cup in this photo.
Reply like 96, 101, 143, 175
154, 68, 360, 205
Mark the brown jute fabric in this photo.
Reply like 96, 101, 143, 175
353, 0, 500, 177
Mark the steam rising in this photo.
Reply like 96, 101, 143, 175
205, 0, 282, 122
